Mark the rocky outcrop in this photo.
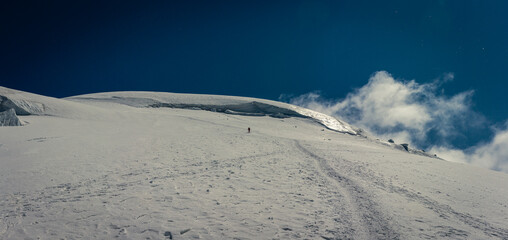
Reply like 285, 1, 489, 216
400, 143, 409, 151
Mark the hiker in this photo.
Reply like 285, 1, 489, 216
248, 127, 250, 133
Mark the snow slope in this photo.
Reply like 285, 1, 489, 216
0, 87, 112, 120
0, 87, 507, 239
67, 91, 358, 134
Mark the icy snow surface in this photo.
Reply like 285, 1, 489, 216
0, 109, 23, 126
1, 87, 507, 239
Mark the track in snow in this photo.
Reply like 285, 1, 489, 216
300, 142, 508, 239
364, 165, 508, 239
295, 140, 400, 240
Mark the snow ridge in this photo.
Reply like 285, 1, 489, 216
0, 95, 45, 116
1, 87, 358, 134
0, 87, 111, 120
68, 92, 359, 135
0, 87, 359, 134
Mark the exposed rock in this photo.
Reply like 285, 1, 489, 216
401, 143, 409, 151
164, 231, 173, 239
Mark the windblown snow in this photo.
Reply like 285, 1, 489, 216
1, 86, 507, 239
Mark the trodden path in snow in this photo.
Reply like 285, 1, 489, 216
295, 140, 400, 240
0, 110, 372, 239
298, 139, 508, 239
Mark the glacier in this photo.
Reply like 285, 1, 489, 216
0, 86, 507, 239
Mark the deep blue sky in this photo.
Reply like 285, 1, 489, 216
2, 0, 508, 125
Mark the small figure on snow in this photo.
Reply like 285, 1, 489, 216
248, 127, 251, 133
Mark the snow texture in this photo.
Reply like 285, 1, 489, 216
1, 86, 507, 239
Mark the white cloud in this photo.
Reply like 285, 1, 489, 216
431, 125, 508, 172
289, 71, 479, 145
286, 71, 508, 173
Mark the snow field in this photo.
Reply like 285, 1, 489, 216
0, 88, 507, 239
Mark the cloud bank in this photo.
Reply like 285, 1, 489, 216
286, 71, 508, 173
431, 125, 508, 173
